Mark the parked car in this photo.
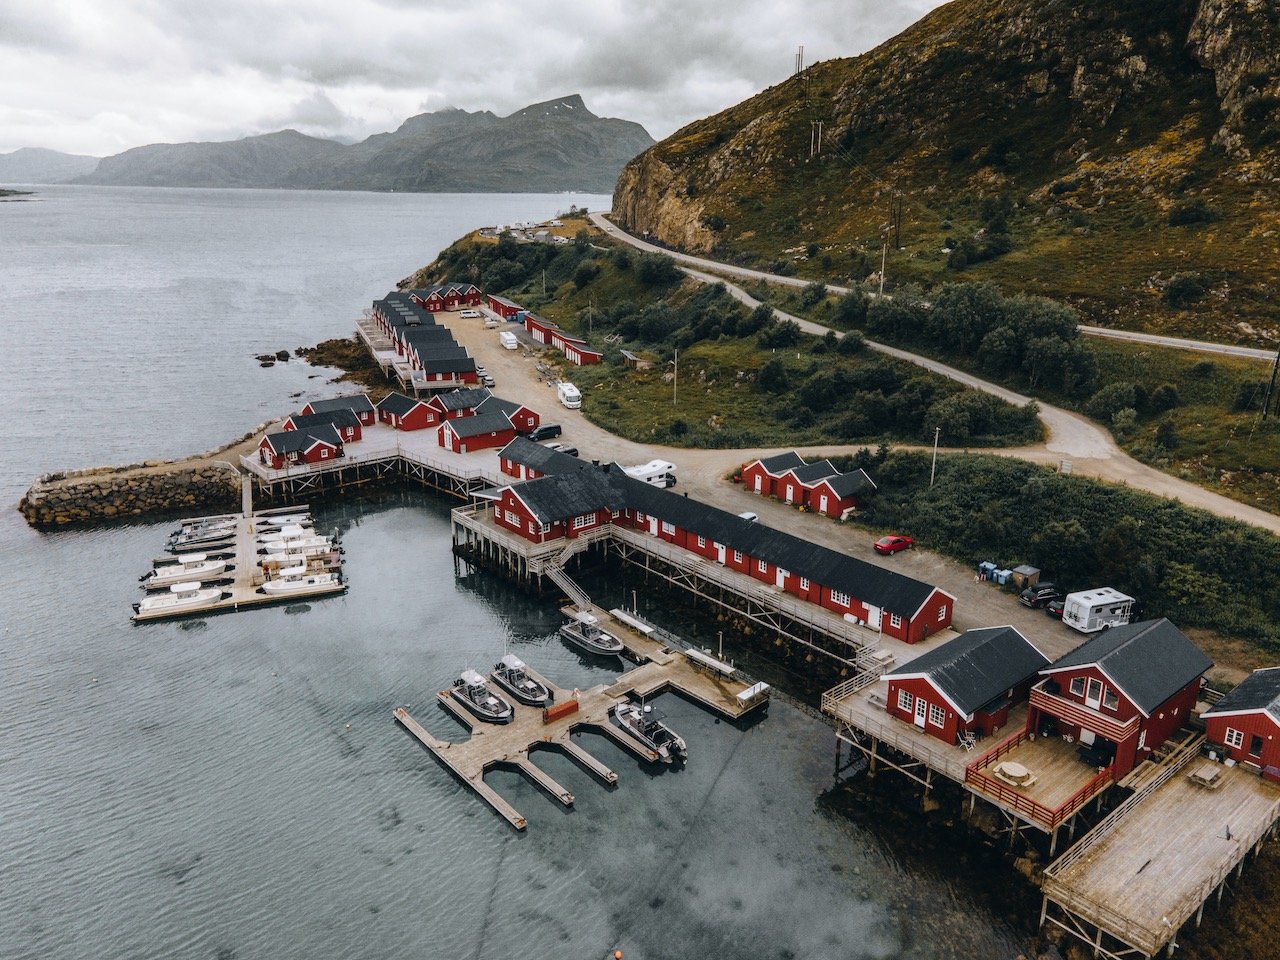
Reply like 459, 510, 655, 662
459, 309, 482, 319
873, 535, 913, 555
545, 443, 578, 457
1044, 598, 1066, 619
483, 317, 499, 329
1019, 582, 1062, 608
528, 423, 562, 441
481, 375, 496, 388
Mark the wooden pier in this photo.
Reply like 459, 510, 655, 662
132, 504, 346, 623
395, 606, 770, 830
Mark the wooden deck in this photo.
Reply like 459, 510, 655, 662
132, 507, 345, 623
1043, 762, 1280, 957
395, 607, 770, 830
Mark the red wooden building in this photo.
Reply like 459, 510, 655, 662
498, 437, 579, 480
524, 313, 557, 344
883, 626, 1048, 745
741, 452, 805, 497
807, 469, 876, 517
409, 282, 482, 312
1027, 619, 1211, 778
301, 394, 376, 427
563, 340, 604, 366
282, 408, 362, 443
492, 470, 625, 544
376, 393, 435, 431
427, 387, 490, 422
487, 294, 524, 320
258, 424, 344, 469
438, 410, 516, 453
478, 395, 540, 434
776, 460, 837, 505
1202, 667, 1280, 777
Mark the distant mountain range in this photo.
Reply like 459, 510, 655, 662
50, 95, 650, 193
0, 147, 100, 184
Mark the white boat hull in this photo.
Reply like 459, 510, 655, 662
262, 573, 341, 595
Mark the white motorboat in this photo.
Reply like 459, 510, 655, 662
450, 669, 515, 724
489, 654, 552, 707
132, 581, 224, 618
142, 553, 227, 588
611, 702, 688, 764
169, 524, 237, 549
257, 514, 311, 527
263, 535, 332, 554
255, 524, 313, 543
559, 610, 624, 656
261, 566, 342, 595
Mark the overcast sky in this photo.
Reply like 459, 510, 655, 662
0, 0, 948, 156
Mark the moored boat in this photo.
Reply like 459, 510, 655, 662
255, 524, 313, 543
559, 611, 624, 657
169, 525, 237, 549
610, 702, 688, 764
263, 535, 332, 554
489, 654, 552, 707
142, 553, 228, 588
257, 514, 311, 527
450, 669, 514, 724
132, 581, 224, 618
261, 566, 342, 595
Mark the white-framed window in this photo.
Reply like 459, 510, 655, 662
1225, 727, 1244, 749
889, 613, 902, 629
661, 521, 675, 534
504, 510, 521, 526
757, 559, 767, 572
1103, 689, 1119, 711
493, 505, 501, 518
610, 510, 620, 519
831, 590, 850, 607
320, 448, 329, 459
540, 522, 551, 534
696, 536, 706, 548
528, 521, 536, 533
799, 577, 810, 590
929, 704, 946, 728
936, 605, 947, 622
572, 514, 593, 530
733, 550, 743, 563
1070, 677, 1086, 697
897, 689, 913, 712
636, 512, 646, 523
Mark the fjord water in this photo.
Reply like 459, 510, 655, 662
1, 186, 1025, 959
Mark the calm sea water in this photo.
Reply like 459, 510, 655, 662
0, 186, 1027, 959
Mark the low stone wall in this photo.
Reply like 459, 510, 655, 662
19, 462, 242, 528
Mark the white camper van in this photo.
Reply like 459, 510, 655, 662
499, 330, 518, 350
556, 382, 582, 409
623, 459, 677, 488
1062, 587, 1134, 634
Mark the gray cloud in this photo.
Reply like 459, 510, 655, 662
0, 0, 947, 155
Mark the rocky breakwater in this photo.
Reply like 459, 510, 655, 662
17, 419, 277, 529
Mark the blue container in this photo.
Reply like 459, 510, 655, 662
977, 561, 997, 579
993, 569, 1012, 585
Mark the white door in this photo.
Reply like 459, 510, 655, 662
1079, 728, 1096, 746
914, 697, 927, 729
865, 606, 882, 630
715, 543, 726, 565
819, 495, 829, 513
776, 568, 787, 589
785, 484, 795, 503
648, 517, 658, 536
1086, 678, 1103, 710
754, 475, 763, 492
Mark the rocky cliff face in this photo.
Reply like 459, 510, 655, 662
1188, 0, 1280, 151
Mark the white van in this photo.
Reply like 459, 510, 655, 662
1062, 587, 1134, 634
623, 459, 677, 488
499, 330, 518, 350
556, 382, 582, 409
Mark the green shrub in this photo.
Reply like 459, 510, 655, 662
1168, 199, 1218, 226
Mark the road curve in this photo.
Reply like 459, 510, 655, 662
589, 212, 1276, 363
591, 215, 1280, 534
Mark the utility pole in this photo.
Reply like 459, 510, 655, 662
810, 121, 824, 158
879, 239, 888, 297
1263, 341, 1280, 421
718, 630, 724, 660
669, 348, 679, 406
930, 427, 941, 487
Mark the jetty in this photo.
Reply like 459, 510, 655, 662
396, 603, 770, 830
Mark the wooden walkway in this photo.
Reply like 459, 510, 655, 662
132, 505, 345, 623
395, 607, 769, 830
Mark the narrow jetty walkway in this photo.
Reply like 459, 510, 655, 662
395, 607, 770, 830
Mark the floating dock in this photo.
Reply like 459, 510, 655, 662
395, 605, 769, 830
132, 504, 346, 622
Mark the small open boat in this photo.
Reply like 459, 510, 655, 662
169, 524, 237, 549
611, 702, 688, 764
263, 535, 332, 554
142, 553, 227, 588
261, 566, 342, 595
255, 524, 313, 543
559, 611, 624, 657
132, 581, 224, 618
257, 514, 311, 527
450, 669, 514, 724
489, 654, 552, 707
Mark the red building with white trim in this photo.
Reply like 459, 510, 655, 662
438, 410, 516, 453
1202, 667, 1280, 777
376, 393, 435, 431
300, 395, 376, 427
282, 409, 362, 443
258, 424, 344, 469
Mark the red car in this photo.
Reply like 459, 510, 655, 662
874, 535, 914, 555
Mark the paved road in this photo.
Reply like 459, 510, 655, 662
589, 214, 1280, 535
590, 212, 1276, 363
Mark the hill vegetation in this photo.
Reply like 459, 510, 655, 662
614, 0, 1280, 346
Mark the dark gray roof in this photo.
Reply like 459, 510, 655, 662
306, 395, 374, 415
1044, 619, 1212, 714
1203, 668, 1280, 724
434, 387, 492, 412
817, 469, 877, 499
263, 423, 343, 454
753, 452, 806, 474
789, 460, 839, 484
885, 627, 1048, 715
419, 356, 477, 375
287, 409, 359, 432
498, 436, 580, 473
375, 392, 426, 417
489, 295, 521, 308
397, 326, 455, 343
511, 470, 626, 524
410, 344, 470, 361
444, 410, 513, 439
478, 395, 525, 418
